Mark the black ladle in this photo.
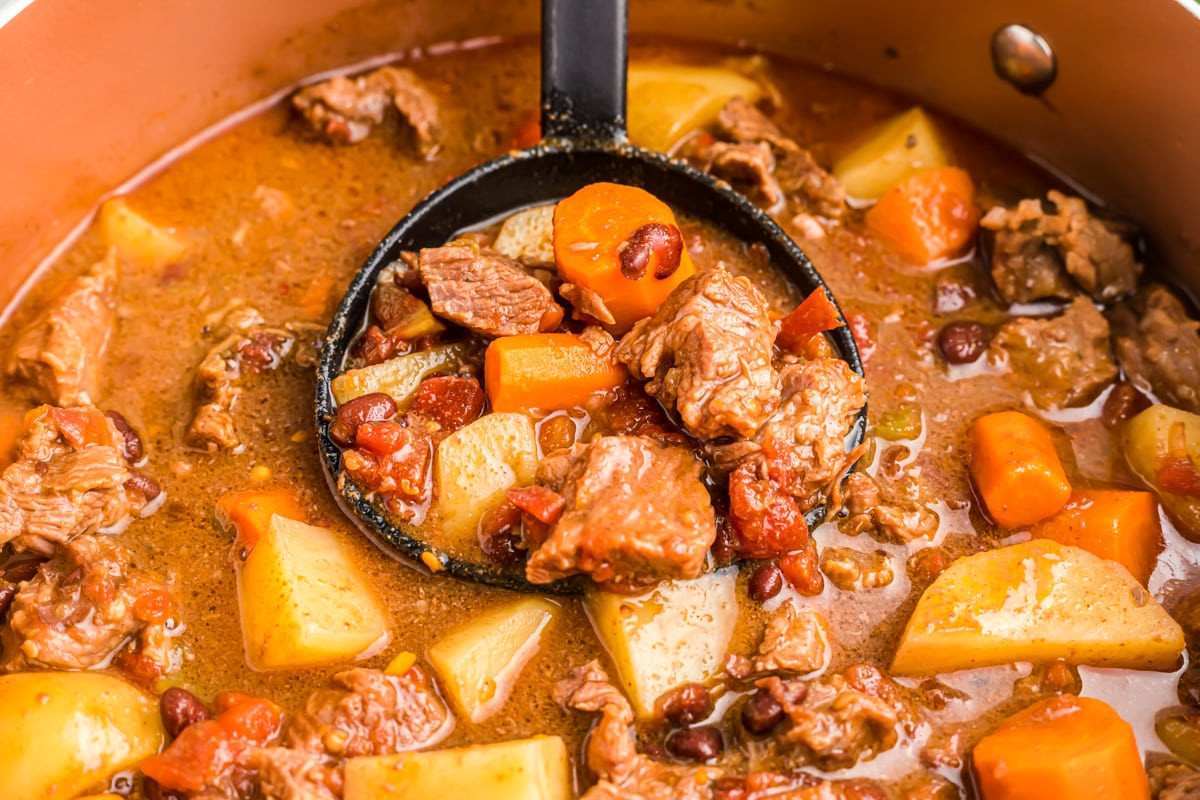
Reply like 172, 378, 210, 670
315, 0, 865, 594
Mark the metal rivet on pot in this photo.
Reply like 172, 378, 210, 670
991, 23, 1057, 96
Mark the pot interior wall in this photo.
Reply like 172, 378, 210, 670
1, 0, 1197, 303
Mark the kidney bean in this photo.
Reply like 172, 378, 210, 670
2, 553, 46, 584
160, 686, 210, 739
619, 223, 683, 280
105, 410, 144, 462
741, 689, 785, 734
747, 563, 783, 602
479, 530, 526, 567
710, 516, 738, 568
665, 725, 724, 762
659, 683, 713, 726
329, 392, 398, 447
1101, 381, 1151, 428
126, 472, 162, 502
936, 321, 990, 365
0, 582, 15, 618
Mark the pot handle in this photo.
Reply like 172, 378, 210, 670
540, 0, 628, 144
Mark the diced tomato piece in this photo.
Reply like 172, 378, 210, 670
411, 376, 486, 433
779, 546, 824, 596
776, 289, 845, 354
133, 588, 173, 623
354, 420, 410, 456
506, 485, 567, 525
1158, 457, 1200, 497
142, 693, 281, 792
48, 406, 112, 448
727, 463, 809, 558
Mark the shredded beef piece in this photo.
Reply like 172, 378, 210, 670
704, 141, 783, 210
992, 295, 1118, 409
761, 666, 909, 770
711, 358, 866, 512
839, 471, 939, 543
282, 666, 451, 759
709, 97, 845, 219
253, 748, 339, 800
617, 266, 780, 440
526, 435, 715, 589
1, 534, 173, 672
418, 241, 563, 337
753, 600, 828, 674
1109, 284, 1200, 414
561, 282, 617, 326
292, 66, 439, 154
1150, 760, 1200, 800
7, 249, 118, 406
818, 547, 895, 591
980, 190, 1142, 303
0, 405, 149, 553
556, 661, 717, 800
188, 322, 321, 450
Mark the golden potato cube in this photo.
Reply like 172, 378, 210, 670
239, 515, 390, 670
429, 597, 558, 722
0, 671, 164, 800
98, 197, 186, 266
627, 64, 763, 152
586, 569, 737, 717
434, 412, 538, 548
343, 735, 571, 800
892, 539, 1184, 676
833, 107, 950, 199
331, 343, 475, 407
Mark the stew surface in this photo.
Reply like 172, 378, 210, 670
2, 35, 1200, 800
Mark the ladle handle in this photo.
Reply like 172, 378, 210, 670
540, 0, 628, 144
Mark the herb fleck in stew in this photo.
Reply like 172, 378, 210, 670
2, 38, 1199, 800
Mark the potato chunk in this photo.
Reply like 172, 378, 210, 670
331, 343, 475, 406
492, 205, 555, 266
239, 515, 390, 670
833, 107, 950, 200
433, 412, 538, 547
627, 64, 763, 152
892, 539, 1184, 676
0, 671, 164, 800
344, 735, 571, 800
98, 197, 186, 266
1124, 404, 1200, 539
586, 569, 737, 717
429, 597, 558, 722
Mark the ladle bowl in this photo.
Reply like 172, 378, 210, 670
315, 0, 864, 593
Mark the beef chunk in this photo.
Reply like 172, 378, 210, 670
7, 249, 117, 406
753, 600, 828, 674
1, 534, 174, 671
1109, 284, 1200, 414
282, 666, 451, 759
703, 140, 783, 210
839, 471, 939, 543
702, 97, 845, 220
292, 66, 439, 155
0, 405, 150, 553
525, 436, 716, 590
252, 747, 339, 800
761, 665, 910, 770
617, 266, 780, 440
555, 661, 717, 799
560, 282, 617, 326
711, 358, 866, 512
992, 296, 1119, 409
980, 190, 1142, 304
188, 322, 322, 450
418, 241, 563, 337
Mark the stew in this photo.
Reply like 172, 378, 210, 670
1, 36, 1199, 800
